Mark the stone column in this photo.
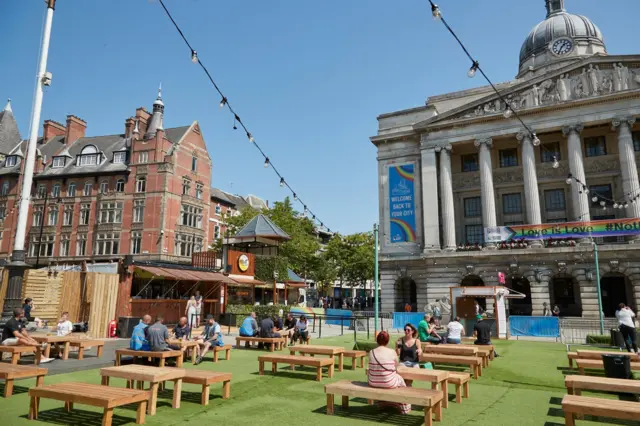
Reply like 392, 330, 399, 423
474, 138, 497, 248
612, 117, 640, 220
516, 131, 543, 247
421, 147, 441, 251
436, 144, 456, 250
562, 124, 590, 223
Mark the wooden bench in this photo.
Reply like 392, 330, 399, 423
562, 394, 640, 426
448, 372, 471, 403
463, 343, 495, 360
114, 349, 183, 367
196, 343, 232, 362
182, 370, 232, 405
575, 358, 640, 375
324, 380, 443, 426
236, 336, 283, 352
422, 345, 490, 368
33, 336, 74, 360
419, 354, 482, 379
0, 345, 42, 365
576, 350, 640, 362
258, 354, 334, 381
28, 382, 149, 426
343, 350, 366, 369
0, 364, 47, 398
289, 345, 345, 372
68, 340, 105, 360
565, 374, 640, 396
567, 352, 578, 368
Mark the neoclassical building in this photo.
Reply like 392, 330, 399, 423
372, 0, 640, 318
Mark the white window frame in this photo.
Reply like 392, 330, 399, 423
115, 179, 125, 193
99, 181, 109, 194
1, 181, 9, 196
113, 151, 126, 164
99, 202, 123, 224
138, 151, 148, 164
52, 157, 66, 168
5, 156, 17, 167
83, 182, 92, 196
133, 200, 145, 223
131, 231, 142, 254
63, 205, 73, 226
60, 235, 70, 256
52, 183, 61, 198
76, 234, 87, 256
95, 232, 120, 255
79, 203, 91, 225
136, 177, 146, 193
67, 182, 76, 197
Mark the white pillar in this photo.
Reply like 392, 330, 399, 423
421, 147, 441, 251
474, 138, 497, 248
612, 117, 640, 219
517, 131, 543, 246
562, 124, 590, 223
436, 144, 456, 250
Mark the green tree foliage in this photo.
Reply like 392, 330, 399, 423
324, 232, 375, 287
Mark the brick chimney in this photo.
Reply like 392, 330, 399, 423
135, 108, 151, 137
42, 120, 66, 143
65, 115, 86, 145
125, 117, 136, 138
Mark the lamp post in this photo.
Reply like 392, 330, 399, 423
373, 223, 379, 334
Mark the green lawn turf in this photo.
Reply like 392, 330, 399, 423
0, 337, 637, 426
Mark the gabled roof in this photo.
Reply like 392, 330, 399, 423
210, 187, 235, 205
0, 103, 22, 155
233, 214, 290, 241
287, 269, 304, 283
164, 125, 190, 144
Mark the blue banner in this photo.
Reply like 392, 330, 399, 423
393, 312, 425, 329
509, 316, 559, 338
389, 164, 417, 243
326, 309, 352, 326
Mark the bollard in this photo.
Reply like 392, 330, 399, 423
341, 316, 344, 336
319, 316, 322, 339
312, 313, 316, 333
367, 315, 370, 340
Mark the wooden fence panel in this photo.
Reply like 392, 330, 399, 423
87, 273, 119, 338
0, 269, 8, 309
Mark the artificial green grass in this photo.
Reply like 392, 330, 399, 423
0, 337, 637, 425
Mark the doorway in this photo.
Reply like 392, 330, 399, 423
507, 275, 532, 316
600, 273, 635, 317
549, 274, 582, 317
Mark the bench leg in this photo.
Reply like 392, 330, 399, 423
463, 381, 470, 398
578, 367, 585, 375
35, 348, 42, 365
43, 343, 51, 359
192, 348, 197, 365
259, 360, 264, 376
159, 358, 165, 367
352, 357, 357, 370
11, 353, 19, 364
270, 343, 274, 352
434, 400, 442, 422
136, 401, 147, 424
360, 356, 365, 368
225, 349, 231, 361
214, 350, 219, 363
148, 383, 159, 415
116, 353, 121, 366
272, 362, 277, 373
137, 381, 144, 390
65, 401, 73, 412
564, 412, 575, 426
177, 353, 183, 368
477, 364, 483, 377
406, 379, 414, 387
441, 379, 448, 409
77, 346, 84, 361
338, 354, 343, 372
126, 380, 133, 389
201, 384, 210, 406
62, 342, 70, 360
328, 363, 335, 379
36, 375, 44, 387
29, 396, 39, 420
326, 394, 334, 415
568, 358, 573, 368
102, 408, 114, 426
473, 366, 478, 380
424, 406, 432, 426
342, 396, 349, 408
172, 379, 182, 409
97, 345, 104, 358
455, 384, 462, 403
316, 367, 322, 381
222, 380, 230, 399
4, 379, 14, 398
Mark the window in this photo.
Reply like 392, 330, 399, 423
83, 182, 92, 196
181, 204, 203, 228
99, 181, 108, 194
79, 203, 91, 225
174, 234, 203, 257
5, 156, 17, 167
115, 179, 125, 193
589, 184, 613, 206
59, 235, 70, 256
544, 189, 566, 211
133, 200, 145, 223
1, 181, 9, 196
215, 204, 221, 215
138, 151, 148, 164
182, 179, 191, 195
465, 225, 484, 245
63, 205, 73, 226
33, 206, 43, 227
585, 136, 607, 157
98, 202, 123, 224
0, 203, 6, 219
464, 197, 482, 218
214, 225, 220, 239
67, 182, 76, 197
461, 154, 479, 172
541, 142, 561, 163
52, 183, 61, 198
113, 151, 126, 164
499, 148, 518, 168
29, 235, 55, 257
95, 233, 120, 255
191, 156, 197, 172
76, 234, 87, 256
502, 193, 522, 214
131, 231, 142, 254
52, 157, 66, 168
77, 145, 100, 166
633, 132, 640, 152
136, 176, 146, 193
47, 206, 58, 226
36, 185, 46, 199
546, 218, 567, 223
195, 184, 203, 200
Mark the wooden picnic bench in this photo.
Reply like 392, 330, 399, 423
0, 345, 42, 365
422, 345, 490, 367
324, 380, 443, 426
565, 374, 640, 395
196, 343, 232, 362
0, 363, 47, 398
28, 382, 149, 426
68, 339, 105, 360
463, 343, 495, 360
289, 345, 345, 372
562, 394, 640, 426
343, 350, 366, 369
419, 353, 482, 379
182, 370, 231, 405
236, 336, 283, 352
258, 354, 334, 381
167, 339, 199, 364
33, 335, 74, 360
114, 349, 183, 367
576, 350, 640, 361
100, 365, 185, 415
575, 358, 640, 375
567, 352, 578, 368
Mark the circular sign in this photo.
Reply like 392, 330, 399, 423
238, 254, 250, 272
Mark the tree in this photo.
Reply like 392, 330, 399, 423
324, 232, 375, 288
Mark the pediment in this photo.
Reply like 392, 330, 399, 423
415, 57, 640, 129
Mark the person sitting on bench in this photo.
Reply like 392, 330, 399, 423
196, 315, 224, 364
473, 315, 499, 357
1, 308, 54, 363
396, 323, 422, 368
174, 316, 200, 357
368, 330, 411, 414
294, 315, 308, 344
239, 312, 258, 337
257, 316, 281, 349
282, 313, 297, 345
130, 315, 151, 351
146, 315, 182, 364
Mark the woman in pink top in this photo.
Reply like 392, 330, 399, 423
367, 331, 411, 414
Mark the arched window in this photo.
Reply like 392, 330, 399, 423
115, 179, 125, 193
81, 145, 98, 154
136, 176, 146, 193
78, 145, 100, 166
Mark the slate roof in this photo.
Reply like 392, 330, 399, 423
287, 269, 304, 283
210, 187, 234, 205
233, 214, 291, 241
0, 107, 22, 155
164, 126, 190, 144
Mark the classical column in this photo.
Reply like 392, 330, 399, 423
421, 146, 441, 251
436, 144, 456, 250
516, 130, 543, 247
562, 124, 590, 223
474, 138, 497, 248
612, 117, 640, 220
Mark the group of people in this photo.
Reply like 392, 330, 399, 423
239, 312, 309, 346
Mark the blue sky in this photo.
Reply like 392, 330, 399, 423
1, 0, 636, 234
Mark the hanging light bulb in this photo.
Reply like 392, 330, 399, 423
279, 177, 285, 187
565, 177, 572, 185
614, 202, 619, 208
625, 203, 629, 208
233, 120, 237, 130
599, 200, 606, 207
431, 3, 441, 20
467, 61, 479, 78
619, 204, 625, 209
602, 204, 607, 210
303, 205, 308, 215
583, 187, 589, 195
503, 108, 513, 119
552, 156, 560, 169
592, 196, 598, 203
532, 133, 540, 146
264, 158, 270, 168
293, 193, 298, 201
219, 97, 227, 108
247, 132, 255, 143
191, 49, 198, 64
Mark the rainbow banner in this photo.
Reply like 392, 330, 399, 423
389, 164, 417, 243
485, 218, 640, 242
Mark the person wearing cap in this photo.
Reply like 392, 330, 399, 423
473, 314, 499, 357
195, 314, 224, 364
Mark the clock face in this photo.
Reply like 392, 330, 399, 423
551, 38, 573, 56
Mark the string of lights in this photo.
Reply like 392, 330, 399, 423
157, 0, 331, 232
428, 2, 633, 212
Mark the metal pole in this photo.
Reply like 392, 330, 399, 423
374, 223, 379, 334
594, 241, 604, 334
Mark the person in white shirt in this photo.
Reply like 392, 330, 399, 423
446, 317, 465, 344
56, 312, 73, 337
616, 303, 638, 354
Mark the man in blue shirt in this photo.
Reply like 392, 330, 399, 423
239, 312, 258, 337
130, 315, 152, 351
195, 314, 224, 365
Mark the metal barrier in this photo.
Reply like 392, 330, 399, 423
326, 309, 353, 326
392, 312, 425, 329
559, 317, 619, 344
509, 316, 560, 338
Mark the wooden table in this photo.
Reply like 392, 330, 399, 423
0, 363, 47, 398
565, 374, 640, 396
0, 345, 42, 365
398, 366, 450, 408
289, 345, 345, 372
167, 339, 199, 364
32, 335, 74, 360
576, 350, 640, 361
100, 365, 185, 415
114, 349, 183, 367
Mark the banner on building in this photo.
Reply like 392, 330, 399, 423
388, 164, 417, 243
485, 218, 640, 243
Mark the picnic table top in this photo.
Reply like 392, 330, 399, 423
29, 382, 149, 408
182, 370, 233, 383
100, 365, 186, 382
32, 335, 75, 343
115, 348, 182, 357
420, 353, 481, 364
258, 353, 334, 365
396, 366, 449, 381
565, 374, 640, 393
576, 350, 640, 358
167, 338, 199, 347
422, 345, 478, 354
289, 345, 344, 355
324, 380, 441, 405
0, 363, 48, 378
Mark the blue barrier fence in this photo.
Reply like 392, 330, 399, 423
392, 312, 425, 329
509, 316, 560, 338
326, 309, 353, 326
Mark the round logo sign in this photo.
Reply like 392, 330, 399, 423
238, 254, 249, 272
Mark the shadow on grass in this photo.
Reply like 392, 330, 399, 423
311, 405, 425, 426
157, 388, 223, 405
548, 396, 563, 405
252, 370, 327, 381
546, 407, 638, 426
0, 382, 30, 396
21, 408, 134, 426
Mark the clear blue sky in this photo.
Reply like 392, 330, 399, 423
1, 0, 636, 234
